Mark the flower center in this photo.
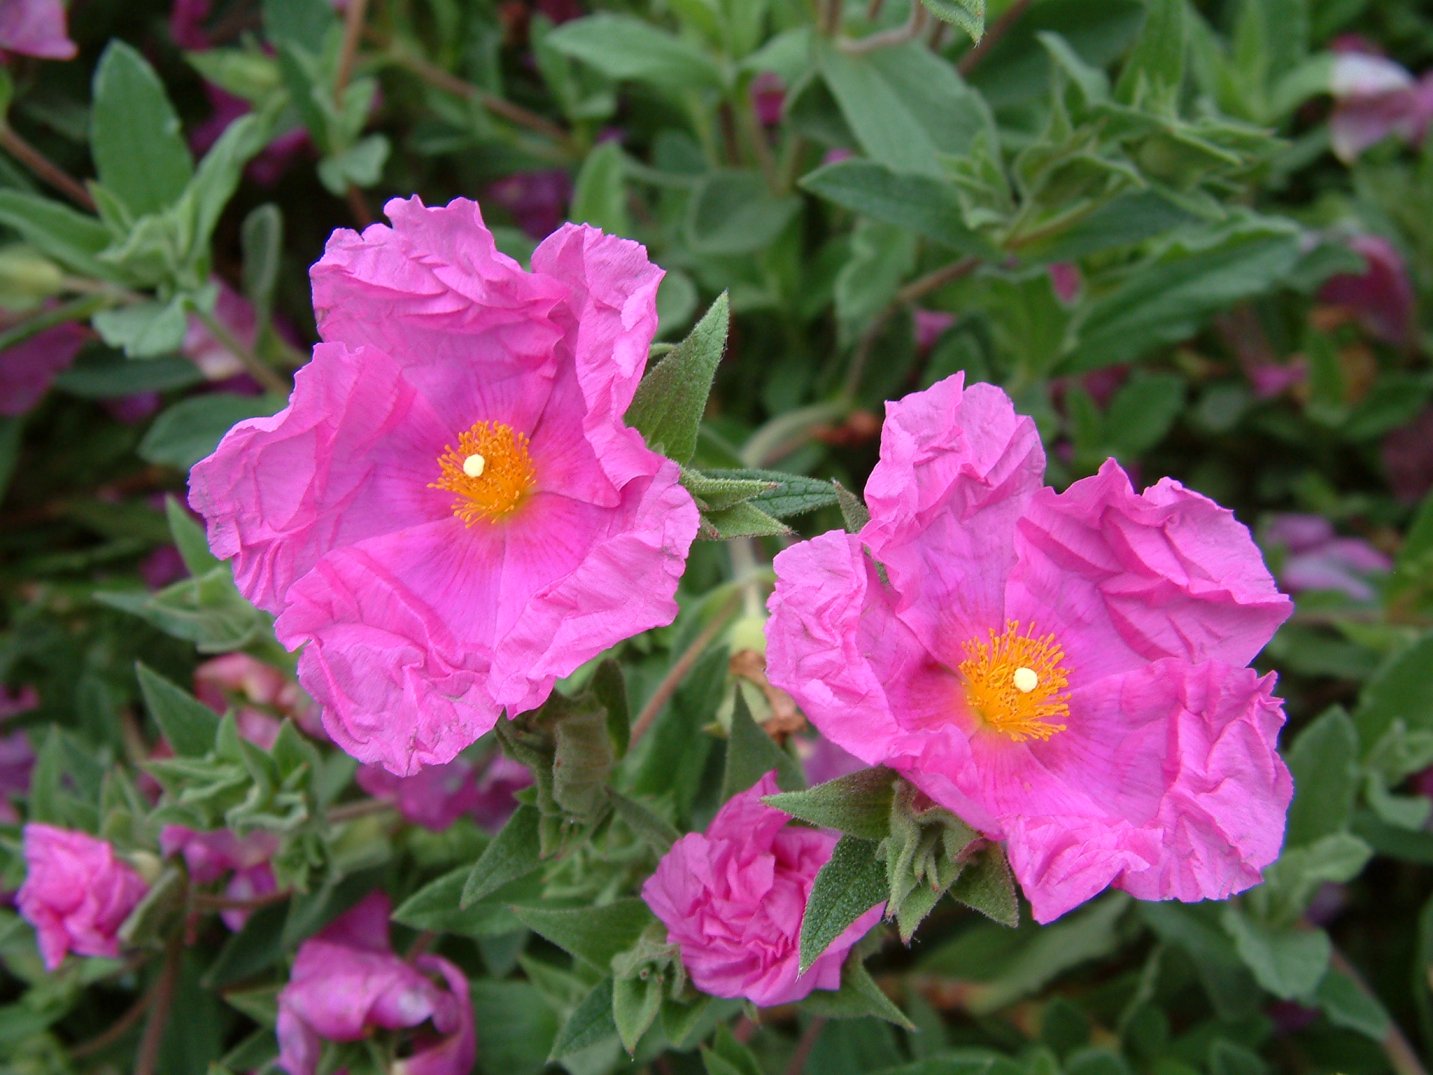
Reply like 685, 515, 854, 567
430, 421, 535, 525
958, 620, 1070, 742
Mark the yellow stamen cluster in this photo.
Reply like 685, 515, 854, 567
430, 420, 535, 525
958, 620, 1071, 742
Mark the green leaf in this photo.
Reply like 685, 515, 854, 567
817, 39, 994, 177
511, 899, 656, 971
834, 480, 869, 533
682, 468, 777, 512
1221, 908, 1330, 1000
90, 42, 193, 217
1314, 967, 1390, 1041
139, 393, 286, 471
1114, 0, 1185, 103
91, 300, 188, 358
626, 292, 729, 464
470, 980, 561, 1075
546, 15, 725, 91
800, 835, 887, 972
591, 659, 630, 758
549, 977, 616, 1059
241, 204, 283, 327
461, 804, 543, 907
699, 468, 840, 518
800, 159, 993, 256
393, 866, 539, 938
550, 695, 616, 820
920, 0, 984, 42
701, 1023, 765, 1075
0, 192, 116, 280
137, 664, 221, 757
316, 134, 389, 195
1066, 217, 1303, 372
165, 495, 219, 577
262, 0, 337, 50
1253, 832, 1371, 926
699, 501, 792, 539
570, 141, 630, 235
1285, 707, 1359, 846
722, 688, 802, 802
1100, 373, 1186, 459
686, 170, 800, 256
55, 353, 203, 397
609, 791, 681, 854
1354, 631, 1433, 755
948, 843, 1018, 927
766, 767, 897, 842
800, 956, 914, 1028
613, 973, 663, 1054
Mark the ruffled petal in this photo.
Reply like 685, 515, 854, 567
1006, 459, 1291, 686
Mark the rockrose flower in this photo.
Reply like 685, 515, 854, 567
277, 892, 474, 1075
0, 0, 76, 60
17, 825, 148, 969
766, 374, 1294, 923
356, 750, 530, 832
190, 196, 699, 774
641, 773, 883, 1007
160, 825, 280, 930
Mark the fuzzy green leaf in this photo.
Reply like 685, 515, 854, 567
461, 804, 543, 908
511, 899, 656, 971
800, 835, 887, 972
627, 292, 729, 464
722, 689, 803, 802
948, 843, 1018, 927
920, 0, 984, 42
1222, 908, 1330, 1000
137, 664, 221, 757
549, 977, 616, 1060
91, 42, 193, 216
766, 767, 897, 842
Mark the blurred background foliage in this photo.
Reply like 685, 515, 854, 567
1, 0, 1432, 1072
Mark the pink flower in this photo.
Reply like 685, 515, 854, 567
194, 653, 318, 746
356, 750, 531, 832
1318, 233, 1416, 347
161, 825, 280, 930
0, 0, 76, 60
0, 320, 86, 416
1328, 51, 1433, 161
190, 196, 699, 775
276, 892, 475, 1075
182, 280, 261, 381
913, 309, 954, 354
766, 374, 1294, 923
483, 169, 572, 240
1264, 513, 1390, 601
749, 71, 786, 126
17, 825, 149, 969
641, 773, 883, 1007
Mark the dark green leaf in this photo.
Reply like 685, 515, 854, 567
1285, 707, 1359, 846
511, 899, 656, 971
461, 804, 543, 907
241, 203, 283, 327
800, 956, 914, 1027
627, 292, 729, 464
1114, 0, 1185, 103
470, 980, 561, 1075
394, 866, 540, 938
137, 664, 221, 757
1354, 631, 1433, 754
139, 393, 286, 471
834, 480, 870, 533
0, 192, 116, 279
55, 353, 203, 397
722, 689, 802, 801
166, 495, 218, 577
1314, 967, 1390, 1041
549, 977, 616, 1059
609, 790, 681, 854
262, 0, 337, 51
700, 468, 840, 518
546, 15, 725, 91
1221, 908, 1330, 1000
570, 141, 630, 234
948, 843, 1018, 927
800, 835, 887, 972
613, 973, 663, 1054
90, 42, 192, 216
921, 0, 984, 41
766, 767, 896, 842
701, 1023, 764, 1075
800, 160, 992, 255
686, 170, 800, 256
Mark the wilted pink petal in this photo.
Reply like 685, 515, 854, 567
1318, 233, 1417, 347
0, 320, 86, 416
0, 0, 76, 60
276, 892, 475, 1075
768, 374, 1293, 922
191, 196, 698, 775
642, 773, 883, 1006
17, 825, 149, 969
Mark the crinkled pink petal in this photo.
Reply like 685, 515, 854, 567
17, 825, 148, 970
0, 0, 76, 59
862, 374, 1046, 646
1006, 460, 1291, 684
642, 773, 883, 1007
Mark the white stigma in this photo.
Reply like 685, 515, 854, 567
1012, 666, 1039, 694
462, 453, 486, 478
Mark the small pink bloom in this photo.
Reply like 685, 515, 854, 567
1328, 52, 1433, 161
0, 320, 86, 416
17, 825, 149, 970
0, 0, 76, 60
0, 684, 38, 719
190, 196, 699, 775
1048, 262, 1081, 304
750, 71, 786, 126
276, 892, 475, 1075
356, 750, 531, 832
642, 773, 883, 1007
182, 280, 261, 381
1264, 513, 1390, 601
1318, 233, 1416, 347
767, 374, 1294, 923
161, 825, 280, 929
194, 653, 319, 745
913, 309, 954, 354
483, 169, 572, 240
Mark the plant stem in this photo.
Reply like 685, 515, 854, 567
191, 887, 292, 913
1328, 946, 1429, 1075
70, 982, 153, 1059
742, 399, 851, 469
0, 125, 95, 210
335, 0, 369, 97
958, 0, 1031, 77
192, 304, 291, 396
135, 935, 182, 1075
784, 1017, 826, 1075
630, 593, 743, 745
327, 797, 398, 823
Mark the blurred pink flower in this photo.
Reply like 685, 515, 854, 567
793, 736, 865, 787
767, 374, 1293, 923
182, 280, 260, 381
1318, 233, 1416, 347
483, 169, 572, 240
750, 71, 785, 126
160, 825, 280, 930
1049, 263, 1081, 305
17, 825, 148, 969
190, 196, 698, 775
1329, 51, 1433, 162
642, 773, 883, 1007
276, 892, 475, 1075
1264, 513, 1390, 601
194, 653, 318, 747
0, 0, 75, 60
355, 750, 531, 832
913, 309, 954, 354
0, 320, 86, 416
1384, 407, 1433, 503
